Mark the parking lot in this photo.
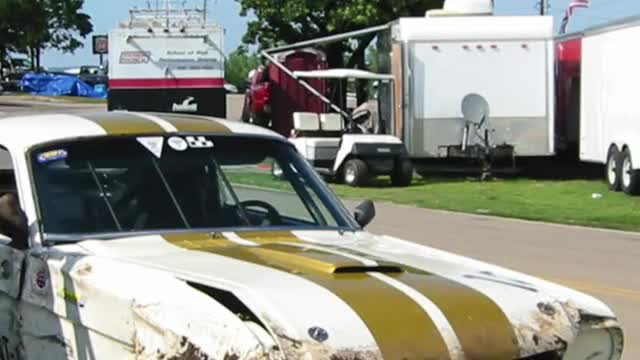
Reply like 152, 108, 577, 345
0, 95, 638, 358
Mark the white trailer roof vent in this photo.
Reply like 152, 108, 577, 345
426, 0, 494, 17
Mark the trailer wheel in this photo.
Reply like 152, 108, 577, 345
606, 146, 622, 191
391, 158, 414, 187
343, 159, 369, 187
621, 148, 640, 196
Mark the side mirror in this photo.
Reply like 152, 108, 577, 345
354, 200, 376, 228
0, 194, 28, 250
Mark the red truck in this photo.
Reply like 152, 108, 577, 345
242, 49, 328, 136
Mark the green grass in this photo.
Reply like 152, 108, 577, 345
228, 170, 640, 232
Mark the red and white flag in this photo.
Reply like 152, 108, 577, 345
559, 0, 591, 34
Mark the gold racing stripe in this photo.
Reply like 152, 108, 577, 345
396, 272, 520, 359
152, 113, 232, 134
164, 232, 451, 359
235, 231, 304, 244
322, 246, 521, 359
81, 112, 165, 134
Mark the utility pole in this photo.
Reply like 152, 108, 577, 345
539, 0, 549, 15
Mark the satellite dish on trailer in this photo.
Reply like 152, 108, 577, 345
461, 93, 490, 125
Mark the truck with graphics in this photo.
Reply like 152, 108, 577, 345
108, 1, 226, 117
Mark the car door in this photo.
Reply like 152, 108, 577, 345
0, 145, 75, 360
0, 239, 25, 360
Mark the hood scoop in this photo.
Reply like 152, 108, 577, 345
333, 265, 404, 274
247, 243, 404, 275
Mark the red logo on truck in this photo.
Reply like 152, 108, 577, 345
119, 51, 151, 64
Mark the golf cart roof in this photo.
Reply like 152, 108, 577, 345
293, 69, 394, 81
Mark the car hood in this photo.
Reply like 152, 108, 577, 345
72, 230, 618, 359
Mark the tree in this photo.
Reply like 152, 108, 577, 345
236, 0, 443, 102
4, 0, 93, 70
225, 47, 261, 92
237, 0, 443, 68
0, 0, 28, 66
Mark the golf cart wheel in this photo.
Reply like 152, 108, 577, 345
606, 146, 622, 191
343, 159, 369, 187
621, 148, 640, 195
391, 158, 414, 187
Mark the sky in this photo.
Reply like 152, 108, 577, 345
42, 0, 640, 68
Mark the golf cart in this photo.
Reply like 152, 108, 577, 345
267, 66, 413, 187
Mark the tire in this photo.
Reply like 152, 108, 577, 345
343, 159, 369, 187
391, 158, 414, 187
620, 148, 640, 196
606, 146, 622, 191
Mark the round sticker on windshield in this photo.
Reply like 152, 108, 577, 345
168, 137, 188, 151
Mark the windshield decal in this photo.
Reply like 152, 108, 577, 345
167, 136, 214, 151
137, 137, 164, 158
185, 136, 214, 149
37, 149, 68, 164
168, 136, 188, 151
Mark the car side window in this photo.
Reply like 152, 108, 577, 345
0, 149, 17, 194
0, 147, 19, 245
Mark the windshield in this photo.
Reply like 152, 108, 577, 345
30, 136, 357, 237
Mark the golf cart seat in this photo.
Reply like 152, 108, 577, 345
290, 112, 341, 166
319, 113, 344, 132
293, 112, 321, 132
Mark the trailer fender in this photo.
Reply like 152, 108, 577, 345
332, 135, 405, 172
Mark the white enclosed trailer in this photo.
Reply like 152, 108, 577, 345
577, 18, 640, 194
390, 14, 556, 162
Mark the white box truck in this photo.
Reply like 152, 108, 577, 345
108, 1, 226, 117
557, 16, 640, 195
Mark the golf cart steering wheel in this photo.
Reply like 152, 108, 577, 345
240, 200, 283, 226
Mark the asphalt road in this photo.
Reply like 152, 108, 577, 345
1, 95, 638, 358
0, 94, 245, 119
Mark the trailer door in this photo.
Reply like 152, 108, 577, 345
408, 38, 553, 157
